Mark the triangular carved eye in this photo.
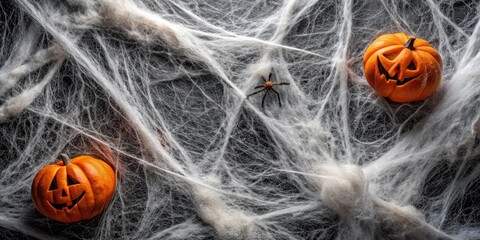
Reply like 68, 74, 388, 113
67, 176, 79, 185
407, 61, 416, 70
49, 177, 58, 190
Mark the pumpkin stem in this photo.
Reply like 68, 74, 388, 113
404, 37, 416, 50
60, 154, 71, 165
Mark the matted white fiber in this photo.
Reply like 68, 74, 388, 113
0, 0, 479, 239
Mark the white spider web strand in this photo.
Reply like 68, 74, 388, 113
0, 0, 479, 239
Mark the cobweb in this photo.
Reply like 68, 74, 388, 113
1, 0, 480, 239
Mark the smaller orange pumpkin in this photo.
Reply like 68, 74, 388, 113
363, 32, 443, 102
31, 154, 116, 223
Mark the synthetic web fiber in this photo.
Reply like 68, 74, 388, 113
0, 0, 479, 239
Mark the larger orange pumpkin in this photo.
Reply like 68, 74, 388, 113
363, 32, 443, 102
31, 154, 116, 223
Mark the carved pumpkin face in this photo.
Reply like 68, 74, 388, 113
363, 32, 443, 102
31, 154, 116, 223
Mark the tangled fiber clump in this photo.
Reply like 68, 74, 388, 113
1, 0, 480, 239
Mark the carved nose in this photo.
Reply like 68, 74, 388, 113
61, 189, 67, 197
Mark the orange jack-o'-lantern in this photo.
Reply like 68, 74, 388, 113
31, 154, 116, 223
363, 32, 443, 102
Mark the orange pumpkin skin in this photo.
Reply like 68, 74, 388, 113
363, 32, 443, 102
31, 155, 116, 223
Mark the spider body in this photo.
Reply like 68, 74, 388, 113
247, 73, 289, 108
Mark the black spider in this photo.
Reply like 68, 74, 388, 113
247, 73, 290, 108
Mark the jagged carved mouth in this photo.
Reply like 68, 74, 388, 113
49, 191, 86, 210
377, 57, 418, 86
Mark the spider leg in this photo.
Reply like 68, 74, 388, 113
261, 76, 267, 82
273, 82, 290, 86
247, 88, 265, 98
261, 89, 270, 108
254, 85, 264, 89
268, 72, 272, 82
271, 89, 282, 107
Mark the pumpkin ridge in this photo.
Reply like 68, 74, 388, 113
413, 52, 442, 101
415, 47, 443, 66
68, 163, 92, 220
100, 159, 116, 211
74, 157, 106, 218
90, 158, 112, 216
96, 160, 116, 194
85, 158, 115, 215
385, 33, 405, 44
412, 51, 440, 77
393, 32, 410, 44
100, 160, 116, 208
72, 159, 97, 220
